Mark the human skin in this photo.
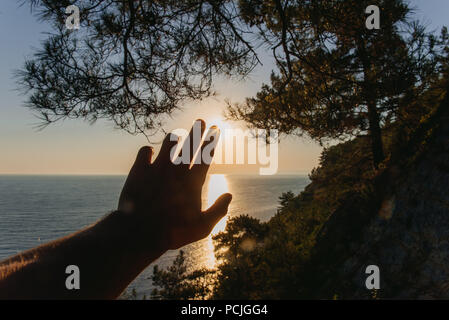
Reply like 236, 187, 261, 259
0, 120, 232, 299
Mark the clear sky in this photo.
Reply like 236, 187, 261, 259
0, 0, 447, 175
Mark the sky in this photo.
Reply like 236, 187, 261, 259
0, 0, 447, 175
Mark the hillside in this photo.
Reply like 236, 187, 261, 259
307, 85, 449, 299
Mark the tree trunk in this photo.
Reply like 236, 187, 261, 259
367, 100, 385, 168
357, 39, 385, 168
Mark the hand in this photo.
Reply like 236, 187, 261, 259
118, 119, 232, 252
0, 120, 231, 299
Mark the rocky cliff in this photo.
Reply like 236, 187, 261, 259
308, 89, 449, 299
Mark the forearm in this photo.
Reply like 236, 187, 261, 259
0, 211, 165, 300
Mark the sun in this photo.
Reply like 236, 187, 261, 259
206, 116, 232, 131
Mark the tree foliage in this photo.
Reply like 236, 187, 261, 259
227, 0, 448, 167
151, 250, 216, 300
19, 0, 447, 165
19, 0, 259, 135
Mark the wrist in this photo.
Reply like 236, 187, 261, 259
98, 210, 167, 264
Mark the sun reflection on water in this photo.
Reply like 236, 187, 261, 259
207, 174, 229, 235
203, 174, 230, 268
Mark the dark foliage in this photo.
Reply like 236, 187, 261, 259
19, 0, 260, 135
151, 250, 216, 300
228, 0, 448, 167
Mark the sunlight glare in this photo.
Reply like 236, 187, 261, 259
206, 174, 230, 235
207, 117, 232, 132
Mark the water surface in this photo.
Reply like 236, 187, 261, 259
0, 174, 309, 297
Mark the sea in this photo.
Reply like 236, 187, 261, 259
0, 174, 309, 298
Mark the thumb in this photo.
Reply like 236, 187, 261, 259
202, 193, 233, 231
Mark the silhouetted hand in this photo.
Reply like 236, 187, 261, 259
118, 119, 232, 251
0, 119, 232, 299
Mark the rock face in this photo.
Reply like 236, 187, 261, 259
308, 101, 449, 299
